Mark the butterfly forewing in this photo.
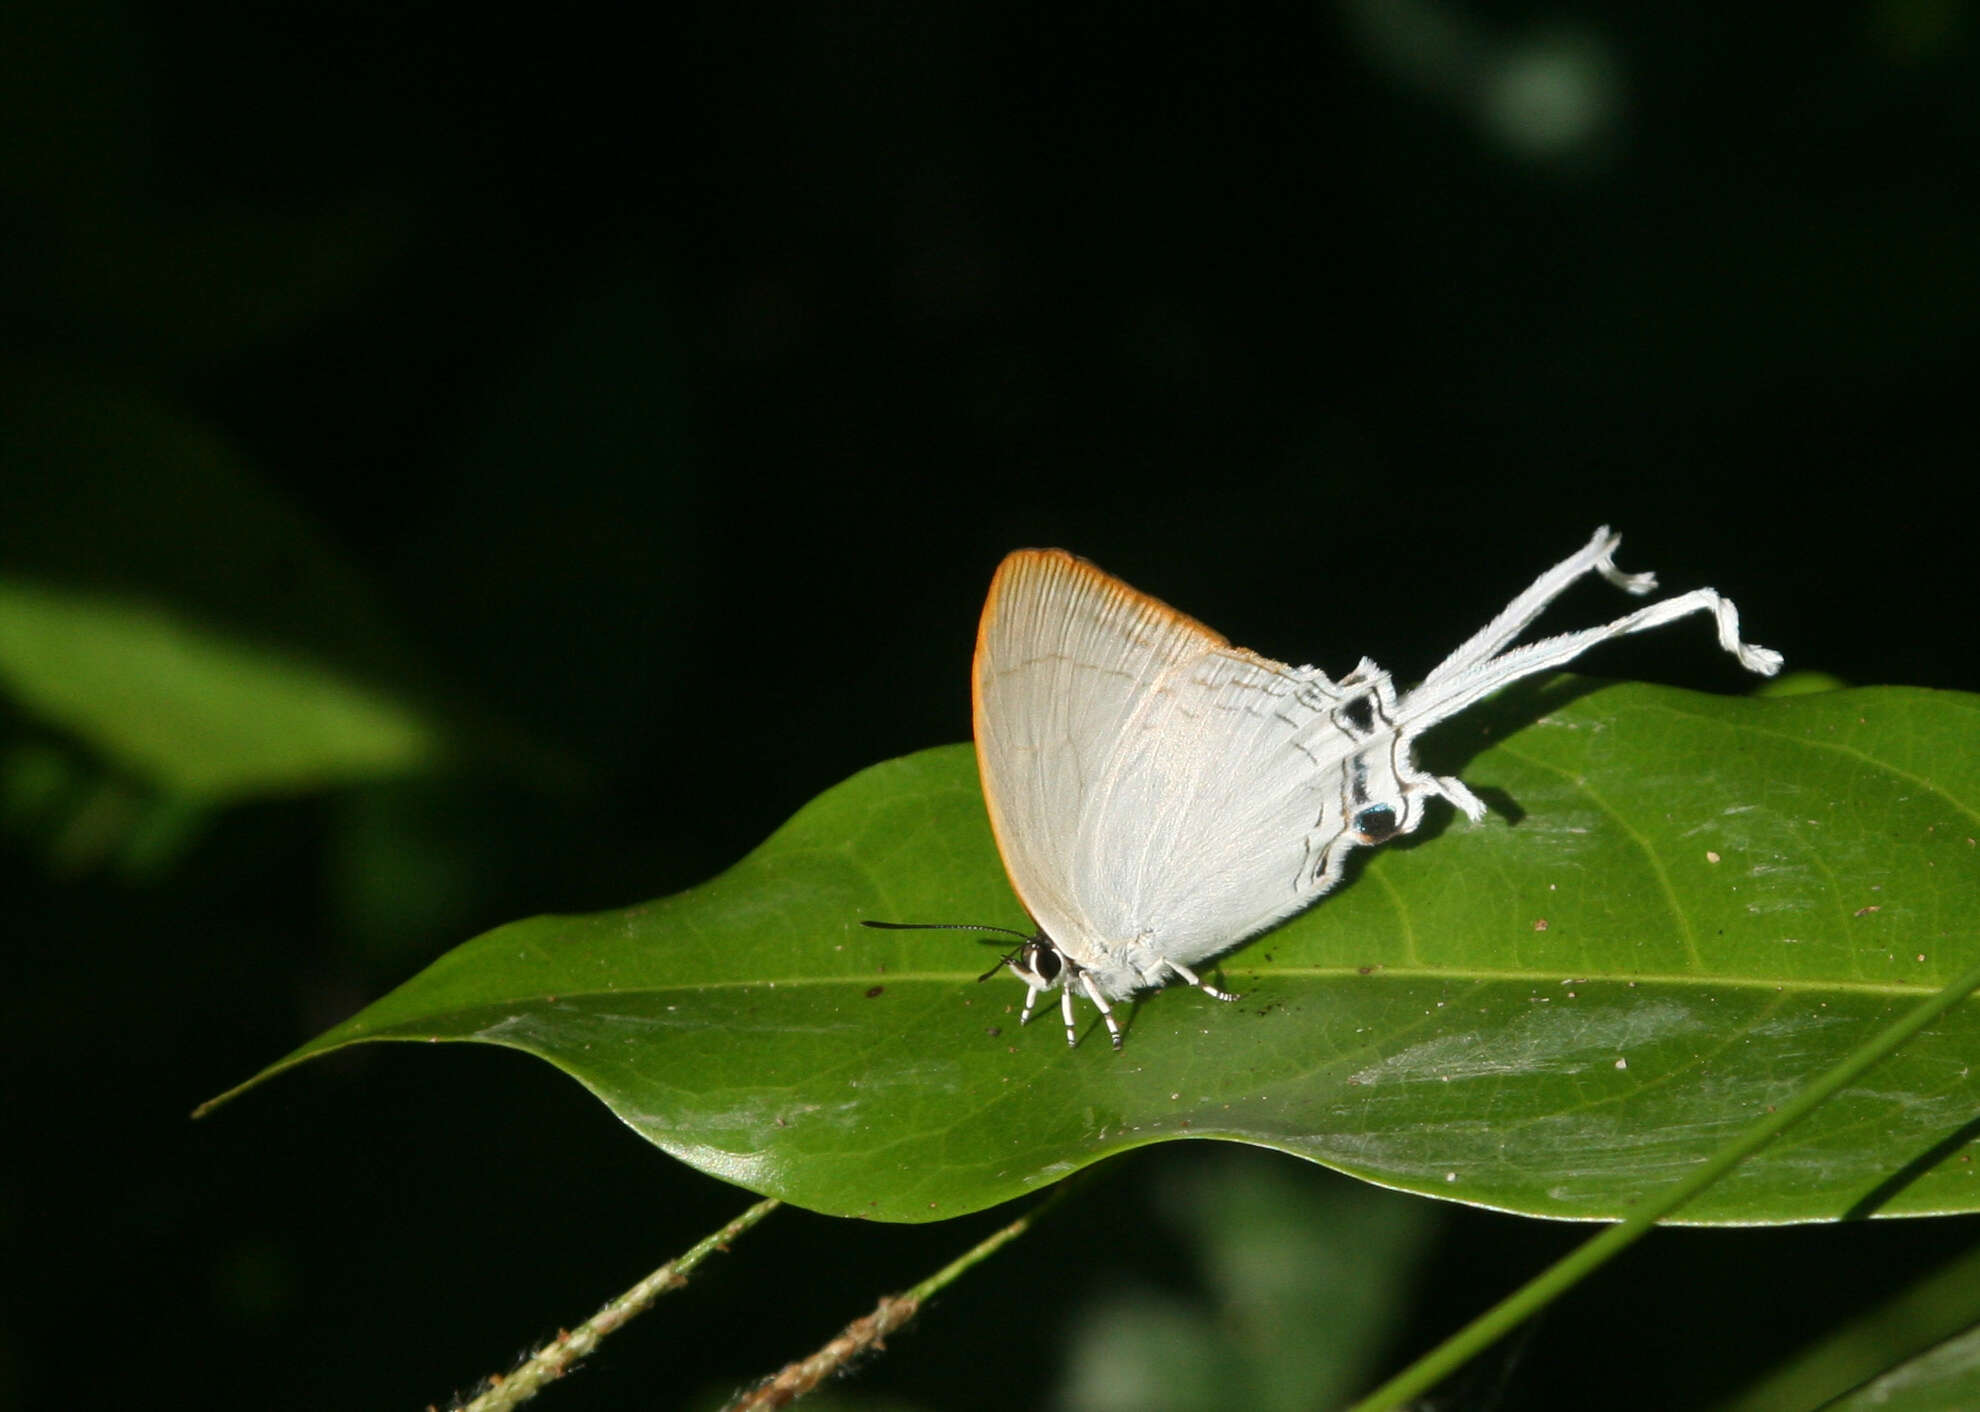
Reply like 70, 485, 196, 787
974, 550, 1211, 953
975, 550, 1356, 986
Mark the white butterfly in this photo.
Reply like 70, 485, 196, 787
872, 526, 1780, 1049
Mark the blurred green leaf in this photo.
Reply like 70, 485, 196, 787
1819, 1322, 1980, 1411
0, 576, 438, 796
1, 375, 452, 872
0, 374, 429, 683
210, 683, 1980, 1224
1717, 1242, 1980, 1412
1054, 1151, 1437, 1412
0, 737, 212, 879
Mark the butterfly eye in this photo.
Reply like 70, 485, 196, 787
1353, 804, 1400, 843
1024, 942, 1063, 984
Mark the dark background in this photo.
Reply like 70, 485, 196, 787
4, 1, 1976, 1409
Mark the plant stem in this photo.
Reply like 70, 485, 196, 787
458, 1197, 781, 1412
723, 1179, 1082, 1412
1346, 956, 1980, 1412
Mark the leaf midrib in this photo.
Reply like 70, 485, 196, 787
388, 964, 1954, 1008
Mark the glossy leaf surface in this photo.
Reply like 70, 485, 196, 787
212, 683, 1980, 1224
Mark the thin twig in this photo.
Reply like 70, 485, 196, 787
457, 1197, 782, 1412
723, 1179, 1083, 1412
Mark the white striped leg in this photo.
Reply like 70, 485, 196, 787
1073, 968, 1125, 1050
1163, 958, 1238, 1003
1020, 961, 1126, 1049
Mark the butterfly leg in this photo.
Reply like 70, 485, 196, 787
1070, 966, 1125, 1050
1020, 982, 1043, 1029
1162, 958, 1238, 1003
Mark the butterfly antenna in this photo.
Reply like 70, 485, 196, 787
860, 919, 1034, 940
860, 920, 1037, 982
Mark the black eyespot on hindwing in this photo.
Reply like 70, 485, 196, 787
1353, 804, 1399, 843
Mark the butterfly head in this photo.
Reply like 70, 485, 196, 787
981, 934, 1064, 994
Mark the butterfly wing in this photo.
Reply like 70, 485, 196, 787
973, 550, 1213, 959
974, 550, 1357, 992
1080, 642, 1359, 971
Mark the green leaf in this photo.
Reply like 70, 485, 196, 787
1819, 1323, 1980, 1412
0, 376, 447, 801
0, 577, 439, 796
207, 683, 1980, 1225
1053, 1151, 1439, 1412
